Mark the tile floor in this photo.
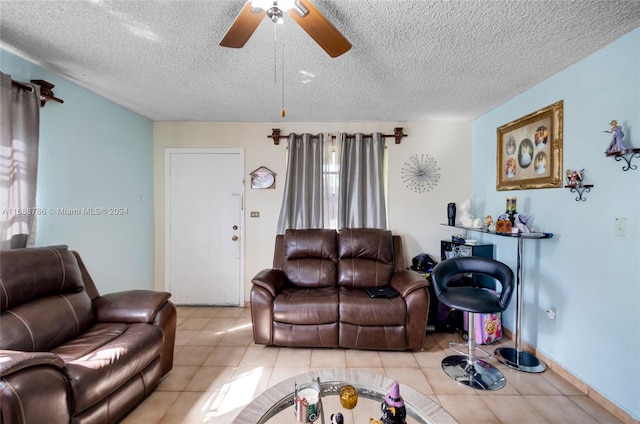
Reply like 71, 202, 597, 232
122, 306, 626, 424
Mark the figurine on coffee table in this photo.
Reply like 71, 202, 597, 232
380, 381, 407, 424
330, 412, 344, 424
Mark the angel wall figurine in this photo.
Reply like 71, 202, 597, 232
604, 120, 630, 155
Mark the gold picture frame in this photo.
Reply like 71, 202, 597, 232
496, 100, 563, 191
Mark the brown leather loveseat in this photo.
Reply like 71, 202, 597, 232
0, 245, 176, 424
251, 228, 429, 350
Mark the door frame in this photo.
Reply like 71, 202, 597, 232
164, 147, 245, 305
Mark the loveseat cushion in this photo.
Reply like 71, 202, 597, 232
0, 245, 94, 351
282, 229, 338, 288
51, 323, 163, 414
337, 229, 395, 288
274, 287, 339, 324
338, 287, 406, 326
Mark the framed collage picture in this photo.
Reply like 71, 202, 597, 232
496, 100, 563, 191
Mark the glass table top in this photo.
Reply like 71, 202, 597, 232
233, 369, 458, 424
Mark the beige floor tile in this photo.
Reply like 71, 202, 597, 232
230, 366, 273, 400
421, 367, 480, 395
238, 346, 279, 367
349, 367, 385, 375
217, 329, 254, 347
310, 348, 346, 368
157, 391, 219, 424
413, 347, 447, 368
204, 317, 238, 332
189, 330, 225, 346
501, 366, 563, 395
176, 306, 198, 319
175, 330, 198, 346
216, 307, 245, 318
345, 349, 383, 368
204, 346, 247, 367
483, 394, 551, 423
436, 394, 500, 424
177, 317, 212, 331
174, 345, 217, 366
275, 347, 312, 367
541, 369, 587, 396
568, 396, 625, 424
379, 351, 420, 368
189, 306, 223, 318
475, 378, 521, 396
184, 366, 237, 392
269, 366, 311, 387
121, 391, 180, 424
524, 395, 600, 424
157, 365, 201, 392
384, 367, 434, 395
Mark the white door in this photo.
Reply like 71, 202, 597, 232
165, 148, 244, 305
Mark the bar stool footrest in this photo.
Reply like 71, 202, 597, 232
448, 341, 492, 359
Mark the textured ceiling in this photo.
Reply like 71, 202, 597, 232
1, 0, 639, 122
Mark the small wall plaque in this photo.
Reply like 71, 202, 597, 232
250, 166, 276, 189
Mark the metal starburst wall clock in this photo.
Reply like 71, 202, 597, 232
401, 154, 441, 193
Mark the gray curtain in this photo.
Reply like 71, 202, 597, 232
0, 72, 40, 249
276, 133, 325, 234
338, 132, 387, 229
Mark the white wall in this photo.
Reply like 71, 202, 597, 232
1, 49, 154, 293
153, 121, 471, 299
472, 29, 639, 419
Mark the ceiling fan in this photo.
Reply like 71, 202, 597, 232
219, 0, 351, 58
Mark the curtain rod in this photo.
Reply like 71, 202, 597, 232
11, 78, 64, 107
268, 127, 407, 145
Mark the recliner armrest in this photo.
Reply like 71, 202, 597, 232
94, 290, 171, 323
251, 269, 287, 297
0, 350, 64, 377
389, 270, 429, 297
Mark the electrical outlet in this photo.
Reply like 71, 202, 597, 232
546, 307, 558, 320
615, 217, 627, 237
250, 211, 260, 218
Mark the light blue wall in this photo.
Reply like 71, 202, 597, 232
472, 29, 639, 419
1, 49, 154, 293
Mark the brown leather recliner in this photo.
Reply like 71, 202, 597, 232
251, 228, 429, 350
0, 245, 177, 424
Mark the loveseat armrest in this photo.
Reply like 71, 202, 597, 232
251, 269, 287, 297
94, 290, 172, 323
1, 350, 71, 424
389, 270, 429, 298
0, 350, 64, 377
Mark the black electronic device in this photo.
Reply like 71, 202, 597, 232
411, 253, 438, 273
365, 286, 399, 298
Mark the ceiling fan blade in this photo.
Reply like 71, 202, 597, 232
288, 0, 351, 58
220, 1, 266, 48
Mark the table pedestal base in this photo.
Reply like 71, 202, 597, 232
494, 347, 546, 373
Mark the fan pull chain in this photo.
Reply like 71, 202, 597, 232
281, 27, 285, 118
273, 23, 278, 86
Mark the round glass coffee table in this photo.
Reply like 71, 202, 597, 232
233, 369, 458, 424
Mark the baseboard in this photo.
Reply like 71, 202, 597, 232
502, 328, 639, 424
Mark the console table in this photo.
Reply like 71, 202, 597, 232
441, 224, 553, 373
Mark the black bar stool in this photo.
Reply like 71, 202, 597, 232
431, 256, 515, 390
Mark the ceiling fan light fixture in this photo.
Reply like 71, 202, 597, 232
252, 0, 295, 12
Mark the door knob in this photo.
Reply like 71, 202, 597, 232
232, 235, 239, 241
